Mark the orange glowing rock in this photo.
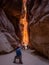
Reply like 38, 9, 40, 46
20, 0, 29, 46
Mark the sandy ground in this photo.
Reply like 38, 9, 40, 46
0, 49, 49, 65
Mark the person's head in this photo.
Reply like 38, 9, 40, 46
15, 44, 20, 49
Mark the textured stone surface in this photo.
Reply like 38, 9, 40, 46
0, 0, 22, 40
0, 0, 22, 53
29, 0, 49, 58
0, 10, 18, 53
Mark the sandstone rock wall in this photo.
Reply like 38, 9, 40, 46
29, 0, 49, 58
0, 10, 18, 53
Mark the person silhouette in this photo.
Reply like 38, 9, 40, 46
13, 44, 23, 64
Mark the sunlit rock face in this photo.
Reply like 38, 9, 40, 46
29, 0, 49, 58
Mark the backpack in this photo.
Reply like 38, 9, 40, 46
16, 47, 22, 56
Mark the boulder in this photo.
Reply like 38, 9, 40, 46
0, 32, 13, 53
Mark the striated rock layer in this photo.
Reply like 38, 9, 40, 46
0, 10, 19, 53
0, 0, 22, 54
29, 0, 49, 58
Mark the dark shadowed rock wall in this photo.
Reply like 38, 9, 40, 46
29, 0, 49, 58
0, 0, 22, 53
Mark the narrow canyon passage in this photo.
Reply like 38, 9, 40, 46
0, 0, 49, 60
20, 0, 29, 47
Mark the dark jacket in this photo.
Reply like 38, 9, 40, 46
16, 47, 22, 56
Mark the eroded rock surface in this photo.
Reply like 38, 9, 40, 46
29, 0, 49, 58
0, 10, 18, 53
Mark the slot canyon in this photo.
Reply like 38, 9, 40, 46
0, 0, 49, 59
